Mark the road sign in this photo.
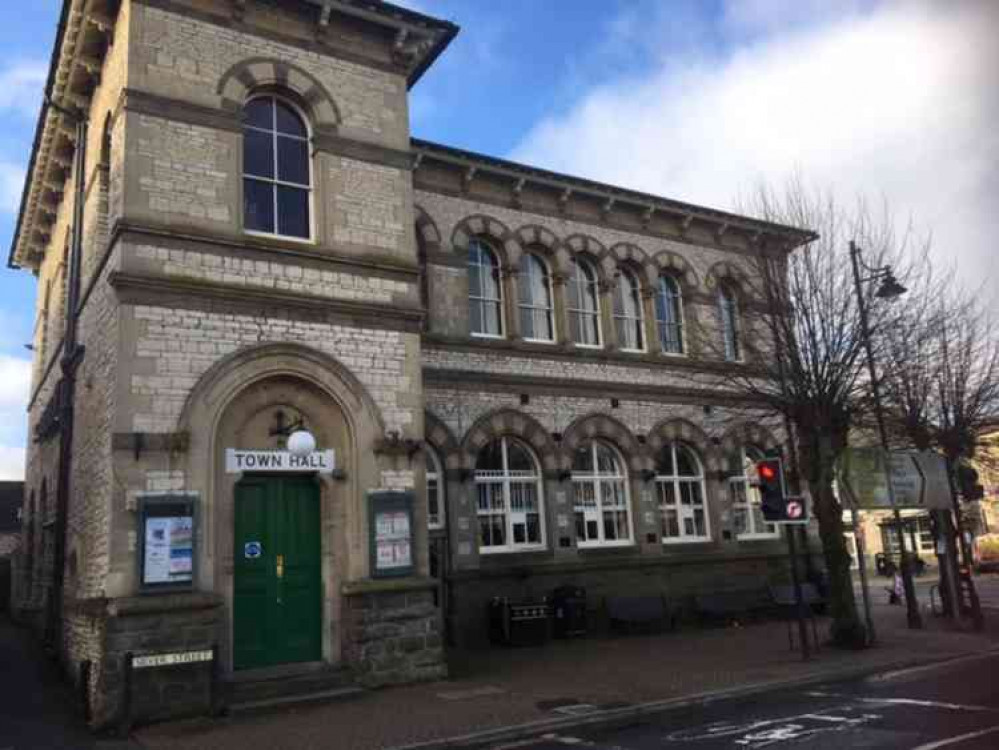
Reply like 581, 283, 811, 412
784, 496, 807, 523
838, 448, 951, 510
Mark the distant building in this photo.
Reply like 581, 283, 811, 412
0, 481, 24, 611
10, 0, 816, 728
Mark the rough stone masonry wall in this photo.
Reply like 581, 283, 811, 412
342, 587, 445, 687
131, 3, 407, 147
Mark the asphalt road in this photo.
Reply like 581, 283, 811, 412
510, 653, 999, 750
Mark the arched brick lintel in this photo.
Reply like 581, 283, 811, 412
217, 57, 341, 130
460, 408, 557, 472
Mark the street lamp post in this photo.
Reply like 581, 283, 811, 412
848, 240, 923, 630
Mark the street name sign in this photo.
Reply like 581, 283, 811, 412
132, 650, 213, 669
837, 448, 950, 510
225, 448, 336, 474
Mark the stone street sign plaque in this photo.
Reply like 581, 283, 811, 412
133, 650, 214, 669
225, 449, 336, 474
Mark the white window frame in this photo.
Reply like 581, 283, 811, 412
571, 441, 634, 547
468, 238, 504, 338
613, 269, 645, 352
426, 446, 445, 531
568, 259, 602, 348
656, 442, 711, 543
474, 437, 547, 553
656, 274, 685, 355
719, 285, 741, 361
518, 252, 556, 343
242, 94, 315, 243
729, 446, 779, 540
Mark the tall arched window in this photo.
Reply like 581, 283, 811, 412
425, 446, 445, 530
728, 446, 778, 538
468, 239, 503, 337
243, 95, 311, 239
571, 441, 632, 546
655, 442, 710, 542
518, 252, 555, 342
568, 259, 601, 346
656, 274, 684, 354
719, 285, 741, 361
614, 269, 645, 351
475, 437, 545, 552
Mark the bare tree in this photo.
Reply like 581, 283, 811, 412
704, 176, 923, 647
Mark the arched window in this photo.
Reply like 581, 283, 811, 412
474, 437, 545, 552
426, 447, 445, 530
518, 252, 555, 342
728, 446, 778, 538
243, 95, 311, 239
656, 275, 684, 354
571, 441, 632, 546
655, 442, 709, 542
468, 239, 503, 337
719, 284, 741, 361
568, 259, 601, 346
613, 269, 644, 352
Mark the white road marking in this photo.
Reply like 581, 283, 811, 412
866, 652, 999, 684
908, 724, 999, 750
806, 691, 993, 712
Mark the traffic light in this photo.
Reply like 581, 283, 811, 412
756, 458, 786, 522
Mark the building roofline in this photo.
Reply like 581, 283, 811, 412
411, 138, 818, 249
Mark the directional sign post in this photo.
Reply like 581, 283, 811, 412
838, 448, 951, 510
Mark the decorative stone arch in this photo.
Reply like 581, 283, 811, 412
424, 410, 462, 472
513, 224, 560, 270
451, 214, 518, 266
217, 57, 341, 131
560, 413, 644, 474
414, 205, 442, 255
563, 234, 610, 283
718, 422, 783, 466
647, 418, 722, 474
650, 250, 700, 295
705, 260, 752, 299
461, 408, 557, 472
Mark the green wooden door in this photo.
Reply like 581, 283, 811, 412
234, 476, 322, 670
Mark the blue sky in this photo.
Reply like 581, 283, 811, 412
0, 0, 995, 478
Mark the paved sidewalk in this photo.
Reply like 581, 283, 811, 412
133, 598, 999, 750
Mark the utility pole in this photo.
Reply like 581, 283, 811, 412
849, 240, 922, 629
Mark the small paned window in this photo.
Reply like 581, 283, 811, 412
474, 437, 545, 552
468, 239, 503, 337
728, 446, 778, 539
571, 441, 632, 546
243, 95, 311, 239
719, 285, 741, 361
656, 275, 684, 354
614, 270, 645, 351
518, 253, 555, 342
656, 443, 710, 542
568, 259, 601, 346
426, 447, 445, 530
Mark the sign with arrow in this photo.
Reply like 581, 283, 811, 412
838, 448, 951, 510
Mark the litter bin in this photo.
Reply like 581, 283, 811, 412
552, 585, 587, 638
487, 597, 551, 646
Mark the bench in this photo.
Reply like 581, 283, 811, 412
605, 595, 676, 634
694, 588, 772, 625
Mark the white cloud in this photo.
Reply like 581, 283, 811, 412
0, 60, 46, 118
0, 162, 26, 214
511, 0, 999, 310
0, 356, 30, 480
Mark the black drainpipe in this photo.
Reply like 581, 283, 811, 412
45, 97, 87, 655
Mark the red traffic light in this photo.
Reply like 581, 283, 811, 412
757, 462, 778, 481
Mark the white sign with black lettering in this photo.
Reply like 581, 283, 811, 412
133, 650, 214, 669
225, 449, 336, 474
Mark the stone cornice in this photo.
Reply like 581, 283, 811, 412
109, 270, 425, 333
411, 139, 818, 258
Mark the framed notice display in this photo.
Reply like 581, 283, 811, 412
138, 494, 197, 592
368, 490, 415, 578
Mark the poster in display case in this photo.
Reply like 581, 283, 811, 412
138, 494, 197, 592
368, 490, 415, 578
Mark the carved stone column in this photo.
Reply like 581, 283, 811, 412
641, 288, 659, 355
598, 278, 617, 350
502, 264, 521, 341
551, 271, 574, 347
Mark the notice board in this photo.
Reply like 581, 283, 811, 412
368, 490, 415, 578
138, 494, 197, 592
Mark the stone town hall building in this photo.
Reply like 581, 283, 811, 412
11, 0, 815, 727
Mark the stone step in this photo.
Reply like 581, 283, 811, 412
227, 686, 365, 715
226, 665, 361, 709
